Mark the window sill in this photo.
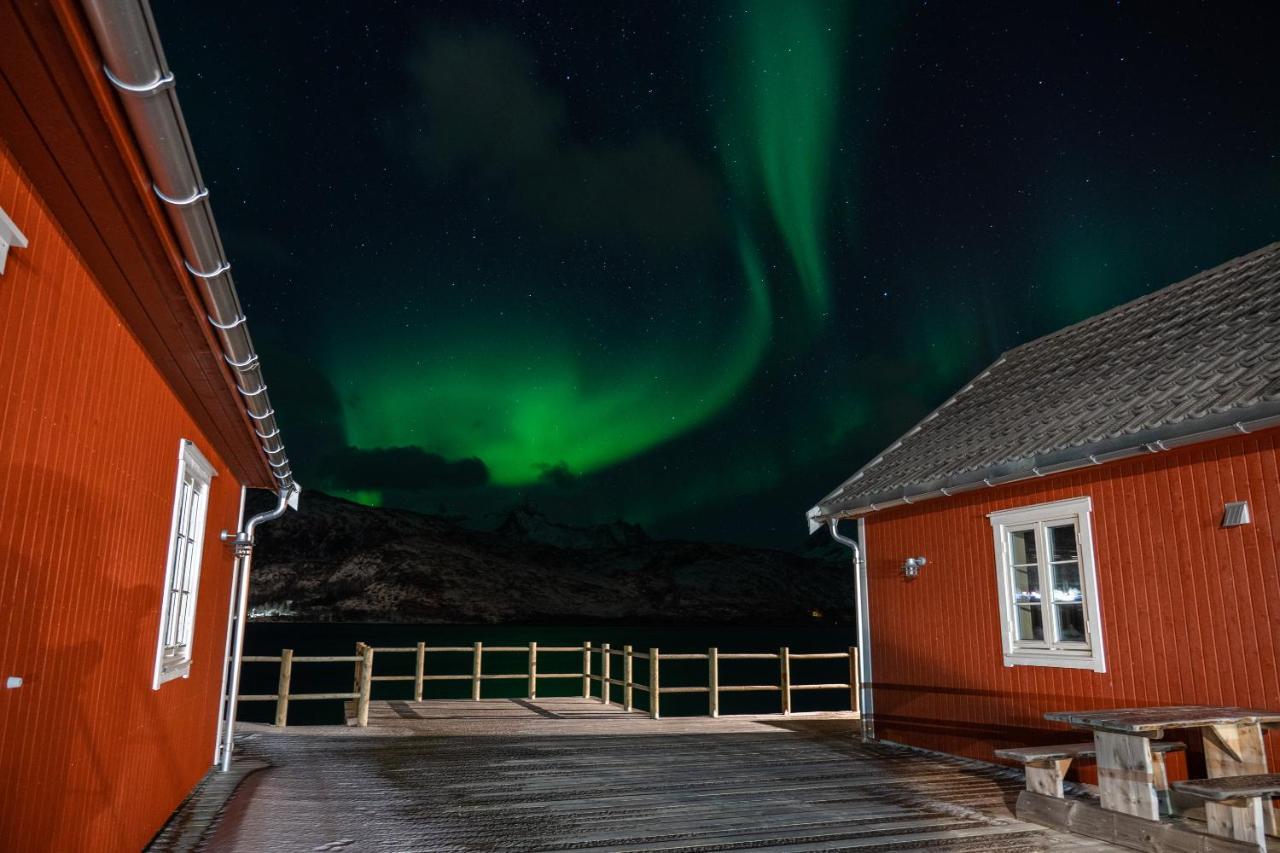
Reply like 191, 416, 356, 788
1003, 652, 1106, 673
154, 659, 192, 689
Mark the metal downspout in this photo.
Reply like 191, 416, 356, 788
213, 485, 248, 765
218, 488, 293, 772
828, 518, 873, 739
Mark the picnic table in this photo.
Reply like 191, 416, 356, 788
1044, 705, 1280, 838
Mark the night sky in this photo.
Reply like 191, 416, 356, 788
154, 2, 1280, 547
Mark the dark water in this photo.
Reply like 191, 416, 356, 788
238, 622, 856, 724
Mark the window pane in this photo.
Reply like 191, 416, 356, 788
1016, 605, 1044, 641
1009, 529, 1038, 565
1056, 603, 1086, 642
1012, 564, 1040, 603
1052, 562, 1082, 602
166, 589, 183, 647
1048, 523, 1078, 562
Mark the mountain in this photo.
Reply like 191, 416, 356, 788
494, 504, 649, 550
246, 491, 854, 625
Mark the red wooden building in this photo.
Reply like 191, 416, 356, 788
1, 1, 297, 849
811, 243, 1280, 774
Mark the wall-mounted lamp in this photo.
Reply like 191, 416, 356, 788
0, 205, 29, 276
902, 556, 927, 578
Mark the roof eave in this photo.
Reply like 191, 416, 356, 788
811, 401, 1280, 522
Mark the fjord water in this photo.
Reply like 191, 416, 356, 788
238, 622, 856, 724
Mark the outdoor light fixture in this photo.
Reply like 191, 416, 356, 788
0, 205, 29, 276
902, 556, 927, 578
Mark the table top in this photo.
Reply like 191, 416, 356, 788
1044, 705, 1280, 735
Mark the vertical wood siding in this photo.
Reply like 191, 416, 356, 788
0, 146, 241, 850
863, 426, 1280, 778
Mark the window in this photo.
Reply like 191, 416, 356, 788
989, 497, 1105, 671
153, 440, 217, 688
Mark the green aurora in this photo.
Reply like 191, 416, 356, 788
161, 2, 1280, 541
722, 3, 847, 322
335, 260, 772, 486
329, 4, 844, 492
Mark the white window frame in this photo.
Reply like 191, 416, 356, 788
152, 439, 218, 688
989, 496, 1105, 672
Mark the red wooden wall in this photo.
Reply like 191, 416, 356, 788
862, 425, 1280, 777
0, 145, 242, 850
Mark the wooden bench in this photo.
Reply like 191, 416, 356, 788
996, 740, 1186, 804
1172, 774, 1280, 851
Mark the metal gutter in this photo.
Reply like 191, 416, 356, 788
811, 403, 1280, 522
79, 0, 293, 490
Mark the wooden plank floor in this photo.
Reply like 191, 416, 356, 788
203, 698, 1123, 852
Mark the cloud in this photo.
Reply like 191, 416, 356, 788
399, 30, 721, 248
320, 446, 490, 491
535, 461, 578, 490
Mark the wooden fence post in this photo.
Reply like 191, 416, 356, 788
649, 647, 660, 719
708, 647, 719, 718
472, 641, 483, 701
848, 646, 859, 715
414, 641, 426, 702
528, 641, 537, 700
623, 645, 633, 711
780, 646, 791, 715
357, 644, 373, 727
581, 642, 592, 699
274, 648, 293, 727
353, 641, 365, 694
600, 643, 611, 704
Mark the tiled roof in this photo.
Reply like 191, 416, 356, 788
814, 241, 1280, 518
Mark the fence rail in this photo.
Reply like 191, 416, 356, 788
238, 640, 859, 727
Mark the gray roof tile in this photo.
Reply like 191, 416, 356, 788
815, 241, 1280, 518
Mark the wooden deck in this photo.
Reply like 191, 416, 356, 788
197, 698, 1123, 852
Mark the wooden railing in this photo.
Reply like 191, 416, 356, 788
237, 649, 366, 727
240, 640, 860, 727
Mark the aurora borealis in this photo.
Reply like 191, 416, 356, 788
157, 2, 1280, 545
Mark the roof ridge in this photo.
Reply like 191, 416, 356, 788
1001, 240, 1280, 358
811, 239, 1280, 520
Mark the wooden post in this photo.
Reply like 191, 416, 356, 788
471, 641, 483, 701
1026, 758, 1075, 799
1095, 731, 1158, 820
1205, 722, 1276, 838
528, 641, 537, 700
600, 643, 611, 704
414, 641, 426, 702
623, 645, 633, 711
356, 644, 373, 727
274, 648, 293, 727
848, 646, 859, 715
582, 641, 592, 699
649, 647, 660, 719
708, 647, 719, 718
780, 646, 791, 715
353, 641, 365, 693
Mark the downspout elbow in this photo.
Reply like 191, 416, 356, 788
827, 517, 860, 564
221, 484, 297, 554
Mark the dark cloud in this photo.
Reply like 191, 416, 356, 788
400, 30, 721, 248
321, 446, 490, 491
535, 461, 578, 490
